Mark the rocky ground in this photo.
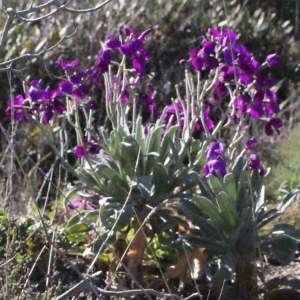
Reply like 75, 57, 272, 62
258, 260, 300, 299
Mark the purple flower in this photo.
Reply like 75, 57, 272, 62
75, 145, 84, 158
266, 53, 279, 67
37, 87, 65, 123
206, 141, 224, 159
164, 102, 184, 126
215, 79, 227, 95
234, 94, 251, 114
88, 35, 121, 84
27, 80, 47, 102
209, 28, 237, 48
181, 41, 218, 71
75, 137, 101, 158
95, 35, 121, 68
120, 29, 150, 75
104, 34, 122, 50
253, 75, 279, 116
83, 136, 101, 155
59, 70, 89, 100
203, 156, 227, 177
5, 94, 26, 121
68, 196, 100, 211
202, 105, 214, 132
249, 153, 264, 176
245, 137, 257, 149
249, 99, 263, 119
265, 118, 282, 136
20, 82, 65, 123
55, 57, 80, 70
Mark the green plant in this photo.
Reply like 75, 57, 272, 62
2, 2, 300, 299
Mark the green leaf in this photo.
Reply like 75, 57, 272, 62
193, 196, 222, 223
181, 232, 229, 253
91, 231, 116, 251
188, 172, 216, 203
135, 116, 144, 146
216, 191, 237, 230
153, 163, 169, 195
271, 223, 300, 239
224, 173, 237, 200
207, 174, 223, 195
85, 210, 100, 223
65, 223, 90, 235
232, 155, 246, 196
99, 201, 133, 231
277, 186, 300, 213
177, 198, 222, 238
255, 185, 265, 213
66, 235, 86, 243
257, 208, 281, 229
270, 235, 298, 266
67, 213, 85, 227
189, 139, 201, 165
78, 169, 99, 188
137, 175, 152, 199
90, 149, 118, 171
158, 218, 181, 245
257, 187, 300, 229
146, 125, 163, 154
119, 135, 140, 177
158, 125, 179, 163
97, 164, 122, 180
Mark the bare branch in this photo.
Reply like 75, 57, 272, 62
0, 0, 112, 76
0, 14, 14, 48
17, 0, 65, 14
6, 0, 72, 23
0, 28, 78, 78
62, 0, 111, 14
55, 271, 102, 300
0, 64, 27, 75
55, 278, 200, 300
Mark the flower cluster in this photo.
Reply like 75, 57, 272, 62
88, 27, 151, 85
203, 141, 227, 177
181, 28, 281, 137
5, 27, 282, 180
6, 80, 66, 123
180, 36, 219, 78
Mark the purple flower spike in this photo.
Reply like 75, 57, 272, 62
203, 156, 227, 177
266, 53, 279, 67
249, 153, 264, 176
245, 137, 257, 149
265, 118, 282, 136
206, 141, 224, 159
